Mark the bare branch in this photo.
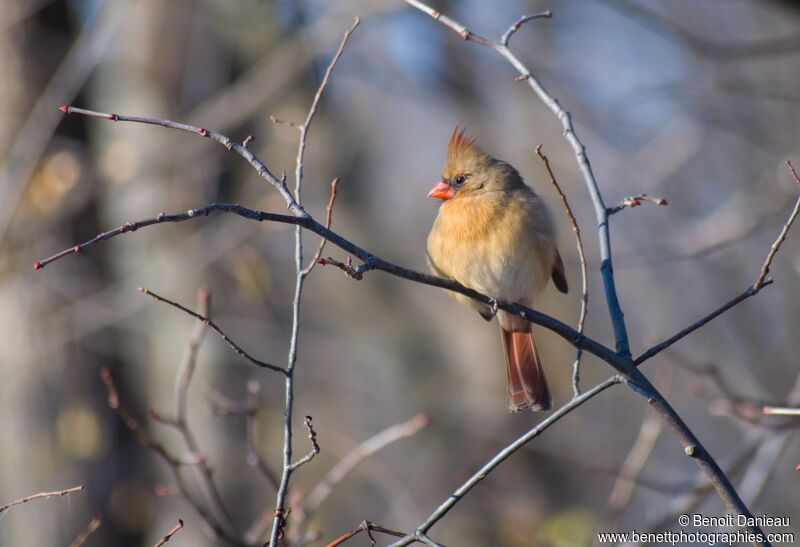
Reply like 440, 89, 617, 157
302, 413, 429, 523
288, 416, 320, 471
56, 105, 304, 216
68, 515, 101, 547
607, 194, 668, 216
153, 519, 184, 547
302, 177, 341, 275
536, 145, 588, 395
269, 18, 360, 547
99, 368, 245, 546
501, 11, 552, 46
637, 164, 798, 365
167, 288, 238, 539
607, 409, 663, 512
138, 287, 286, 374
389, 377, 622, 546
0, 485, 84, 515
754, 160, 800, 289
326, 520, 408, 547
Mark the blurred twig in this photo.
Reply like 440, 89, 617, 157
67, 515, 101, 547
0, 485, 84, 515
302, 177, 340, 275
297, 413, 429, 537
388, 377, 622, 546
100, 367, 245, 545
164, 287, 238, 539
536, 145, 588, 395
0, 1, 131, 243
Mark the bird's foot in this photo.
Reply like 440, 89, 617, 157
479, 298, 500, 321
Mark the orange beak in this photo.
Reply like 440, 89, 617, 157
428, 180, 456, 200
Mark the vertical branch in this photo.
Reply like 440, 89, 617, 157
268, 18, 360, 547
536, 146, 588, 395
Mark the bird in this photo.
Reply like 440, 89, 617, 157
426, 127, 568, 412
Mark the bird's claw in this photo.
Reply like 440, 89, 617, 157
483, 298, 499, 320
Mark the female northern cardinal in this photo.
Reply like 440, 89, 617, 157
426, 127, 568, 412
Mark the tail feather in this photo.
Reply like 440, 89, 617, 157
500, 327, 552, 412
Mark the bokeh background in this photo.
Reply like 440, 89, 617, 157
2, 0, 799, 545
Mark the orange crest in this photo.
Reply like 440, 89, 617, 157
448, 125, 477, 158
445, 125, 483, 177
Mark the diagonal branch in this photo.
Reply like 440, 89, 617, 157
138, 287, 285, 374
68, 515, 101, 547
300, 413, 429, 530
153, 519, 184, 547
388, 376, 622, 546
56, 105, 304, 216
0, 485, 84, 515
636, 161, 800, 366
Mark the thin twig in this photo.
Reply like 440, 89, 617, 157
153, 519, 184, 547
389, 377, 622, 546
0, 485, 84, 515
56, 105, 304, 217
100, 368, 245, 546
138, 287, 285, 374
68, 515, 101, 547
302, 177, 341, 275
288, 416, 320, 471
301, 413, 429, 527
638, 162, 799, 364
246, 381, 281, 490
536, 145, 588, 395
607, 194, 668, 215
326, 520, 408, 547
501, 11, 552, 45
206, 382, 281, 494
169, 288, 238, 540
754, 160, 800, 289
269, 18, 360, 547
607, 409, 663, 512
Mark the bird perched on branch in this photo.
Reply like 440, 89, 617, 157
426, 127, 568, 412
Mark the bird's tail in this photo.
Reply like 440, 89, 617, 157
500, 327, 552, 412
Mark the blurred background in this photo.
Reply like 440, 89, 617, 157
2, 0, 799, 545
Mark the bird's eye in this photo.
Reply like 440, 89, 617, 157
453, 175, 468, 187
